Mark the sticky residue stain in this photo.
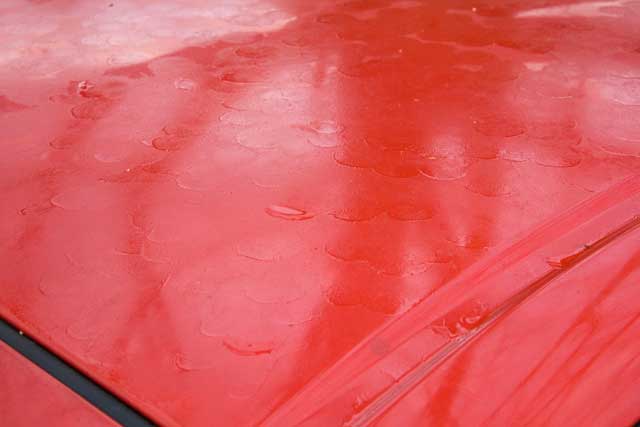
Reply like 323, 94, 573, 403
265, 205, 314, 221
174, 78, 197, 91
309, 120, 342, 135
222, 338, 275, 356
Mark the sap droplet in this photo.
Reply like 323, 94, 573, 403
547, 245, 590, 269
419, 157, 470, 181
387, 204, 433, 221
534, 146, 582, 168
71, 99, 111, 120
0, 95, 29, 112
175, 353, 215, 371
431, 301, 488, 338
324, 282, 401, 314
447, 233, 492, 249
236, 234, 304, 261
66, 320, 101, 341
20, 201, 53, 216
49, 135, 77, 150
464, 161, 514, 197
223, 338, 275, 356
309, 120, 341, 135
76, 80, 96, 96
352, 393, 370, 412
174, 78, 197, 91
473, 113, 525, 137
265, 205, 314, 221
50, 186, 113, 210
152, 135, 188, 151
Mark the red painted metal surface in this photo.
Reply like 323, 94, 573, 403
1, 0, 640, 426
0, 341, 116, 427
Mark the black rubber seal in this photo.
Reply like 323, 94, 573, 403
0, 317, 154, 426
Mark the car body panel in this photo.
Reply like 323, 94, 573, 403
0, 341, 117, 427
1, 0, 639, 425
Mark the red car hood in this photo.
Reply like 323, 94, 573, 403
1, 0, 639, 426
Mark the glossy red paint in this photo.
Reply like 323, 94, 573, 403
0, 341, 116, 427
1, 0, 639, 426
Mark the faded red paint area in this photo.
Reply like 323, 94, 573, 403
1, 0, 639, 425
